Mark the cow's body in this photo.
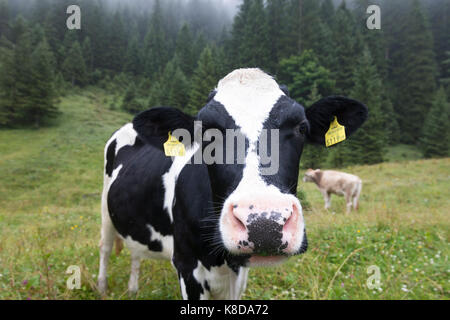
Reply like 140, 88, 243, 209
303, 169, 362, 213
97, 69, 368, 299
99, 124, 248, 299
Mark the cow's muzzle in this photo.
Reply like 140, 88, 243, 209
220, 196, 305, 257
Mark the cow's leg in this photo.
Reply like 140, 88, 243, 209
345, 193, 352, 214
176, 267, 211, 300
98, 178, 117, 295
98, 211, 116, 294
231, 267, 249, 300
128, 255, 141, 295
352, 182, 362, 210
321, 190, 331, 210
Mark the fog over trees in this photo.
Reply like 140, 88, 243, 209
0, 0, 449, 165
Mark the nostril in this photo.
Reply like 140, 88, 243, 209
283, 204, 298, 234
229, 204, 246, 232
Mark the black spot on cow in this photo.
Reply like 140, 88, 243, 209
105, 139, 117, 177
269, 211, 282, 222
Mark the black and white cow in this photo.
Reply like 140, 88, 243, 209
98, 68, 368, 299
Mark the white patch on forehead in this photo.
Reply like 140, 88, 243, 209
214, 68, 284, 143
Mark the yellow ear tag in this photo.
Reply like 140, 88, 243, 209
325, 116, 346, 147
164, 132, 186, 157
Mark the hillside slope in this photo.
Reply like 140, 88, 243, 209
0, 91, 448, 300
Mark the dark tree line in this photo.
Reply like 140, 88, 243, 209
0, 0, 448, 163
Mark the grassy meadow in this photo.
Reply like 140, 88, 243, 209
0, 89, 448, 300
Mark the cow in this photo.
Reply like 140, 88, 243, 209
97, 68, 368, 300
303, 169, 362, 213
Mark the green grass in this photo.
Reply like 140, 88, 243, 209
0, 90, 449, 300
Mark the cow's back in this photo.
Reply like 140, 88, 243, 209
322, 170, 361, 195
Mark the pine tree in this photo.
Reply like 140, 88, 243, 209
0, 0, 9, 39
320, 0, 335, 28
440, 51, 450, 95
428, 0, 450, 86
7, 29, 34, 124
158, 58, 191, 110
346, 47, 386, 165
419, 87, 450, 158
105, 12, 127, 72
58, 30, 79, 68
10, 15, 28, 44
229, 0, 252, 68
82, 37, 93, 73
143, 0, 168, 77
175, 24, 195, 77
332, 2, 362, 95
62, 41, 87, 87
122, 83, 144, 114
243, 0, 270, 69
392, 0, 438, 144
0, 36, 15, 125
188, 46, 220, 114
266, 0, 291, 73
28, 38, 58, 127
124, 35, 142, 76
81, 0, 109, 70
148, 80, 164, 108
278, 50, 334, 105
230, 0, 270, 69
193, 32, 207, 64
353, 0, 388, 80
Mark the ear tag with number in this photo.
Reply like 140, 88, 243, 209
164, 132, 186, 157
325, 116, 346, 147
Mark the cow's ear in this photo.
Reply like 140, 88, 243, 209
305, 96, 368, 145
132, 107, 196, 144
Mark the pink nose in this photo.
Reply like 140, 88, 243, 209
223, 198, 301, 255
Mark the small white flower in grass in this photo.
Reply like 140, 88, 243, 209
92, 274, 96, 278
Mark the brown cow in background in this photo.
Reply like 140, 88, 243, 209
303, 169, 362, 214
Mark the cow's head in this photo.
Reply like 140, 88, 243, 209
303, 169, 319, 183
133, 69, 367, 266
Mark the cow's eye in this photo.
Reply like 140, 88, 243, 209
295, 122, 308, 135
